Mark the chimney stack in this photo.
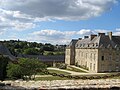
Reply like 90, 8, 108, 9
90, 34, 97, 40
84, 36, 89, 39
78, 38, 82, 40
98, 33, 105, 36
108, 32, 112, 40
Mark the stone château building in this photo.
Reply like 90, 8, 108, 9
65, 32, 120, 73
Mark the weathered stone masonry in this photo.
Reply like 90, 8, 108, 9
65, 32, 120, 73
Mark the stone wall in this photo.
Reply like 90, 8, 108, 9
1, 79, 120, 89
98, 48, 120, 72
75, 48, 98, 73
65, 49, 71, 65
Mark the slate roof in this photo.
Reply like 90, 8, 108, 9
74, 32, 120, 49
66, 39, 78, 48
18, 55, 65, 62
0, 43, 16, 61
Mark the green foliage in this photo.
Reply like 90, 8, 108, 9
53, 52, 65, 55
35, 76, 68, 81
7, 58, 47, 80
23, 48, 39, 55
48, 69, 70, 75
2, 40, 66, 56
43, 43, 54, 51
43, 51, 54, 56
43, 51, 65, 56
7, 63, 23, 79
0, 56, 9, 80
55, 63, 67, 69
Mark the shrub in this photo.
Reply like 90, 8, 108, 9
0, 56, 9, 80
7, 58, 47, 80
55, 63, 67, 69
43, 51, 54, 56
73, 76, 80, 79
52, 73, 57, 76
58, 74, 65, 77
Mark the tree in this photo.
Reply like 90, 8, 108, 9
43, 43, 54, 51
7, 63, 23, 79
23, 48, 39, 55
7, 58, 47, 80
0, 56, 9, 80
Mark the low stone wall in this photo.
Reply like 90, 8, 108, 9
0, 79, 120, 89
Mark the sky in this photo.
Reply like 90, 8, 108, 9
0, 0, 120, 44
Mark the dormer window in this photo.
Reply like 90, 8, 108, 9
96, 43, 98, 47
88, 44, 89, 47
83, 43, 85, 47
80, 44, 82, 47
117, 47, 119, 51
76, 44, 78, 47
107, 44, 110, 48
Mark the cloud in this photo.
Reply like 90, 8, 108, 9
28, 29, 111, 44
0, 0, 117, 21
116, 28, 120, 31
0, 0, 118, 43
0, 0, 117, 31
29, 30, 69, 44
10, 21, 36, 31
0, 9, 36, 31
77, 29, 93, 35
113, 32, 120, 36
112, 28, 120, 35
0, 29, 5, 35
94, 29, 109, 33
29, 28, 120, 44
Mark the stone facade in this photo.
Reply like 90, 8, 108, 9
65, 39, 78, 65
65, 32, 120, 73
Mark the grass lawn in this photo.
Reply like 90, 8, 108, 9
48, 69, 70, 75
35, 73, 120, 80
35, 76, 68, 81
111, 76, 120, 79
37, 69, 70, 75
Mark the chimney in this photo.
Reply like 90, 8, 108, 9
90, 34, 97, 40
84, 36, 89, 39
108, 32, 112, 40
78, 38, 82, 40
98, 33, 105, 36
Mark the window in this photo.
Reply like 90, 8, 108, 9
94, 54, 96, 60
109, 55, 112, 60
94, 64, 95, 70
90, 63, 92, 70
81, 52, 83, 57
102, 56, 104, 61
86, 53, 88, 59
116, 55, 119, 62
90, 53, 92, 59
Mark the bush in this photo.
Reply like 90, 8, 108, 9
55, 63, 67, 69
0, 56, 9, 80
7, 63, 23, 79
43, 51, 54, 56
7, 58, 47, 80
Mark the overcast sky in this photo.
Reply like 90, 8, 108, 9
0, 0, 120, 44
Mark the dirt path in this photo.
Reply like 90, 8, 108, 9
47, 67, 110, 75
47, 67, 82, 75
70, 65, 89, 73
